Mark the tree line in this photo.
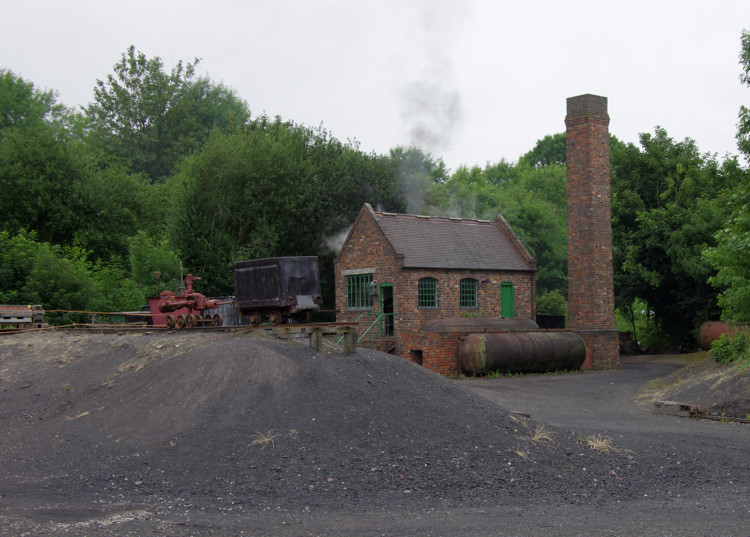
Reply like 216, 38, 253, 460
2, 36, 750, 349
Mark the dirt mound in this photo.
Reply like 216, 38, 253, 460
1, 330, 654, 510
638, 352, 750, 418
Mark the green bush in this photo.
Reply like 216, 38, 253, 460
536, 289, 567, 317
710, 331, 750, 368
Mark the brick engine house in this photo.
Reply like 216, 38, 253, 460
334, 203, 537, 374
335, 93, 619, 375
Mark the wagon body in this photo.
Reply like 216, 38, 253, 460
233, 257, 321, 324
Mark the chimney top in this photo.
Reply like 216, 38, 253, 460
566, 94, 608, 120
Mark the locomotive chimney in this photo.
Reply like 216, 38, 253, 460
565, 94, 620, 369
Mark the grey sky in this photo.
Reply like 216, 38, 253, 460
3, 0, 749, 169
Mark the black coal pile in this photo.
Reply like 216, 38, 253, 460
0, 332, 665, 511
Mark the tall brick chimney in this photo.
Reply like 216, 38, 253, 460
565, 94, 620, 369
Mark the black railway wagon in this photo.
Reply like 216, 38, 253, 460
233, 256, 322, 325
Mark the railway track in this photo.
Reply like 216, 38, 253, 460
0, 322, 359, 353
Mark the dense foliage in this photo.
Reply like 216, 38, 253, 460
710, 331, 750, 370
611, 129, 745, 347
703, 29, 750, 326
1, 34, 749, 344
167, 117, 403, 300
85, 46, 250, 183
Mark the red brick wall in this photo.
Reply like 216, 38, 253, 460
565, 94, 619, 369
573, 329, 620, 370
394, 268, 534, 332
335, 206, 536, 373
399, 332, 464, 376
335, 208, 402, 326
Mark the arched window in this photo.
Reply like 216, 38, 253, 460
459, 278, 478, 308
418, 277, 438, 308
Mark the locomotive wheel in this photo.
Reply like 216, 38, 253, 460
186, 314, 197, 328
165, 315, 175, 329
249, 312, 262, 326
268, 310, 283, 326
213, 314, 223, 327
176, 314, 186, 328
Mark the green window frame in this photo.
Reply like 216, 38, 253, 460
418, 277, 438, 308
459, 278, 478, 308
346, 273, 373, 309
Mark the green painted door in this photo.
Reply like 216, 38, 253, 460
501, 282, 514, 318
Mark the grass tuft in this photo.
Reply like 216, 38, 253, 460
511, 447, 534, 462
518, 424, 556, 449
251, 430, 281, 450
580, 434, 631, 455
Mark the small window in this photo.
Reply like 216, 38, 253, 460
460, 278, 478, 308
346, 273, 373, 309
418, 277, 438, 308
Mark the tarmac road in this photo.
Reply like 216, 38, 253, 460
455, 355, 747, 447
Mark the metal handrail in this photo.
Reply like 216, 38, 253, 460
336, 312, 368, 345
358, 313, 383, 342
335, 311, 396, 345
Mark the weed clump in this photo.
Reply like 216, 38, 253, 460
710, 330, 750, 370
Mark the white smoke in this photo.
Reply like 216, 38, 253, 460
323, 226, 352, 255
396, 1, 467, 214
398, 0, 466, 155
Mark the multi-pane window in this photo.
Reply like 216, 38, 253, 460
418, 277, 438, 308
346, 273, 373, 309
459, 278, 478, 308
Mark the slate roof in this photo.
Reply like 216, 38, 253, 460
371, 206, 535, 271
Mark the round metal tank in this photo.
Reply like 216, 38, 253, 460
459, 332, 586, 374
697, 321, 729, 350
421, 317, 539, 333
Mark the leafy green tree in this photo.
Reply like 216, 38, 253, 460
0, 230, 91, 324
737, 30, 750, 159
86, 46, 250, 182
0, 120, 90, 246
0, 230, 144, 323
536, 289, 567, 316
128, 230, 181, 296
703, 182, 750, 322
88, 262, 145, 315
518, 132, 627, 168
0, 69, 69, 130
167, 116, 402, 298
611, 128, 741, 347
518, 133, 566, 168
73, 166, 153, 262
703, 30, 750, 324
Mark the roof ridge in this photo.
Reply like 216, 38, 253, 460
376, 210, 492, 225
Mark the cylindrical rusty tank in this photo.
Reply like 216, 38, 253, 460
459, 331, 586, 374
421, 317, 539, 333
697, 321, 729, 350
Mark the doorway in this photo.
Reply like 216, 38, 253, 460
501, 282, 515, 318
379, 284, 394, 336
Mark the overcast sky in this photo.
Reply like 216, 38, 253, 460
4, 1, 749, 170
